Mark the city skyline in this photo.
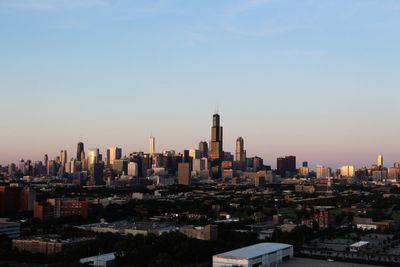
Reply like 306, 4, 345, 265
1, 0, 400, 167
0, 112, 397, 170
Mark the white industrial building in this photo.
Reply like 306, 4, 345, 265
213, 243, 293, 267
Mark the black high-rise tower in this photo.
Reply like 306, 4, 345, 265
77, 142, 84, 161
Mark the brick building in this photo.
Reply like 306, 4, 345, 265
13, 237, 94, 255
34, 198, 89, 220
179, 225, 218, 241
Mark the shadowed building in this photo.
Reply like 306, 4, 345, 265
277, 156, 296, 177
76, 142, 84, 161
199, 141, 209, 159
178, 162, 191, 185
235, 137, 246, 171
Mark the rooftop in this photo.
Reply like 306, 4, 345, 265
350, 241, 370, 248
80, 252, 116, 264
214, 243, 292, 260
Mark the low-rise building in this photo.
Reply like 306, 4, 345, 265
12, 236, 94, 255
80, 252, 116, 267
213, 243, 293, 267
349, 241, 370, 252
179, 225, 218, 241
76, 221, 176, 236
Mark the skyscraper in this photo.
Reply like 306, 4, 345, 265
378, 154, 384, 168
77, 142, 84, 161
235, 137, 246, 170
44, 154, 48, 170
60, 150, 67, 166
316, 165, 331, 179
150, 136, 156, 156
209, 113, 223, 163
178, 162, 191, 185
340, 165, 355, 177
198, 141, 209, 158
109, 147, 122, 165
88, 149, 100, 165
276, 156, 296, 177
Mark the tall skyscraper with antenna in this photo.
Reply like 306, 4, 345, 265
209, 113, 223, 163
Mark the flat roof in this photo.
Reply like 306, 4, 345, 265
350, 241, 370, 248
80, 252, 116, 263
214, 243, 292, 260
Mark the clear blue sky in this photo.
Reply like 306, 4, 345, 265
1, 0, 400, 169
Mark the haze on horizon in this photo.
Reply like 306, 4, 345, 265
1, 0, 400, 169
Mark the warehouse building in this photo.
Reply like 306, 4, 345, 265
213, 243, 293, 267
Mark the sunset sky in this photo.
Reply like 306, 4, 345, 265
1, 0, 400, 168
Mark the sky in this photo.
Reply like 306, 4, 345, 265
1, 0, 400, 169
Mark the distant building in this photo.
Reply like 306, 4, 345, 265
150, 136, 156, 156
340, 165, 356, 177
277, 156, 296, 177
210, 114, 223, 173
388, 166, 400, 180
34, 199, 89, 220
47, 160, 58, 176
60, 150, 67, 166
88, 149, 100, 165
189, 149, 201, 160
235, 137, 246, 170
77, 142, 84, 161
252, 156, 263, 172
193, 158, 208, 173
378, 154, 384, 168
298, 166, 309, 176
76, 221, 176, 237
113, 160, 128, 175
109, 147, 122, 166
90, 162, 104, 185
178, 163, 191, 185
128, 162, 138, 177
316, 165, 331, 178
13, 237, 94, 255
198, 141, 209, 158
180, 225, 218, 241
